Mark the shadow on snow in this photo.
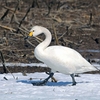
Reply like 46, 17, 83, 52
16, 80, 85, 86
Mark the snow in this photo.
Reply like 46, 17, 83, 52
0, 63, 47, 67
0, 72, 100, 100
79, 49, 100, 53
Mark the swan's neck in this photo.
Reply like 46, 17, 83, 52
34, 28, 52, 61
37, 28, 51, 50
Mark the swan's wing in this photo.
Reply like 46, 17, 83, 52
44, 46, 96, 73
45, 46, 83, 62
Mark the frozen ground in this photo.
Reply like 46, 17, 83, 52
0, 70, 100, 100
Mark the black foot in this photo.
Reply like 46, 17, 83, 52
32, 73, 54, 86
32, 79, 48, 86
72, 82, 77, 86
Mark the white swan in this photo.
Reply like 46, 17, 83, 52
28, 26, 97, 85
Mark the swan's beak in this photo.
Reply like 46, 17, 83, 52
29, 31, 33, 37
24, 32, 33, 40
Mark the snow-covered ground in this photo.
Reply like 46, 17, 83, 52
0, 71, 100, 100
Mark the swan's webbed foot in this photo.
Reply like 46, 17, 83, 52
72, 81, 77, 86
32, 73, 54, 86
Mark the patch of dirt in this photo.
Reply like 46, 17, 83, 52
0, 0, 100, 73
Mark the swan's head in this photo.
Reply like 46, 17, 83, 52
29, 26, 44, 37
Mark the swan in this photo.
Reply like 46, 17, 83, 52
28, 26, 97, 86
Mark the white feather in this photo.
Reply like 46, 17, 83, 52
30, 26, 97, 75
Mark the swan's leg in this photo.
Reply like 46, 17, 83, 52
70, 74, 76, 85
44, 72, 54, 83
32, 72, 54, 86
46, 72, 57, 82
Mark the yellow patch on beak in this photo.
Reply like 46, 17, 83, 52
29, 32, 33, 37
